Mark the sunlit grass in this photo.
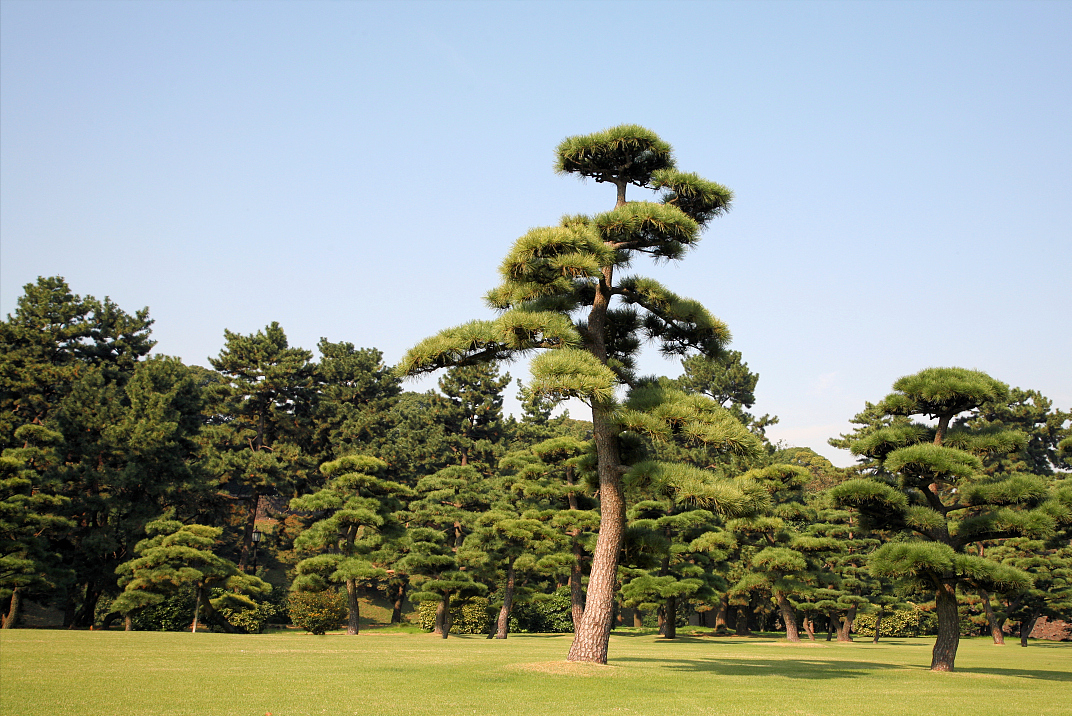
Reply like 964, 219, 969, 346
2, 629, 1069, 716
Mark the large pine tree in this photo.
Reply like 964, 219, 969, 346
401, 125, 758, 663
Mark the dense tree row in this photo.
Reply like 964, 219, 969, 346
2, 128, 1069, 674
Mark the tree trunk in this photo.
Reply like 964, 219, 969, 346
100, 611, 122, 630
803, 616, 815, 641
390, 582, 406, 624
873, 607, 885, 644
826, 613, 834, 641
632, 609, 643, 627
836, 606, 856, 642
125, 614, 133, 631
663, 596, 677, 640
566, 403, 625, 664
931, 581, 960, 671
734, 604, 752, 636
496, 562, 517, 639
979, 589, 1005, 645
775, 591, 800, 642
570, 539, 585, 631
192, 583, 203, 633
1020, 613, 1040, 647
238, 492, 260, 572
435, 592, 452, 639
2, 587, 22, 629
71, 581, 101, 628
714, 595, 729, 632
345, 579, 360, 635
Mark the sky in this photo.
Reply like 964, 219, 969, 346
2, 0, 1069, 467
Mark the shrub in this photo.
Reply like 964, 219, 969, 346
510, 587, 574, 633
853, 608, 937, 638
119, 587, 197, 632
415, 596, 491, 634
288, 590, 348, 635
217, 601, 280, 634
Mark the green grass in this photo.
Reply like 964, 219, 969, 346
2, 629, 1069, 716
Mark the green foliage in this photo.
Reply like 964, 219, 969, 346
508, 587, 575, 633
852, 608, 938, 637
116, 587, 197, 632
287, 590, 348, 635
415, 596, 491, 635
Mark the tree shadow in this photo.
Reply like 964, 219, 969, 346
956, 667, 1072, 682
611, 655, 902, 679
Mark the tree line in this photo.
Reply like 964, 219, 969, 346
2, 127, 1070, 674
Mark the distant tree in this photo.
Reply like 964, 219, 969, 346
400, 125, 752, 663
829, 367, 1061, 671
289, 455, 410, 635
205, 322, 317, 570
0, 425, 73, 627
310, 340, 401, 461
113, 519, 270, 633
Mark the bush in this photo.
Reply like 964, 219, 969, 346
510, 587, 574, 633
415, 596, 491, 634
288, 590, 348, 635
853, 608, 937, 638
217, 601, 280, 634
118, 587, 197, 632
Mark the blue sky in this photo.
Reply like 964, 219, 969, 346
2, 0, 1069, 466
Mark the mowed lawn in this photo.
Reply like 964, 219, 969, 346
2, 629, 1069, 716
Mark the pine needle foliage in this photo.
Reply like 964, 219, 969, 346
400, 126, 744, 665
829, 367, 1067, 672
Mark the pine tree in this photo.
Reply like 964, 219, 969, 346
113, 519, 270, 633
289, 455, 410, 635
829, 367, 1062, 671
401, 126, 757, 663
205, 322, 316, 570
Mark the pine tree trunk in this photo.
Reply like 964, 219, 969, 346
664, 596, 677, 640
776, 591, 800, 642
873, 608, 885, 644
125, 614, 133, 631
2, 587, 22, 629
570, 539, 585, 631
735, 604, 752, 636
826, 613, 834, 641
391, 582, 406, 624
836, 607, 856, 642
931, 581, 960, 671
496, 563, 517, 639
72, 581, 101, 628
979, 589, 1005, 645
714, 595, 729, 632
633, 609, 643, 627
238, 492, 260, 572
437, 592, 452, 639
1020, 613, 1040, 647
803, 617, 815, 641
192, 583, 203, 633
345, 579, 360, 635
566, 402, 626, 664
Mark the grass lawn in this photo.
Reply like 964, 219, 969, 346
2, 628, 1069, 716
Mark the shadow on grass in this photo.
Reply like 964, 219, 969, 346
613, 655, 901, 679
957, 667, 1072, 682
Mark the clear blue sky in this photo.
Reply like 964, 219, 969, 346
2, 0, 1069, 466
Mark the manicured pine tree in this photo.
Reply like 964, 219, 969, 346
402, 126, 751, 662
113, 519, 270, 632
0, 425, 73, 628
829, 367, 1062, 671
501, 434, 598, 630
289, 455, 410, 635
400, 464, 493, 638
